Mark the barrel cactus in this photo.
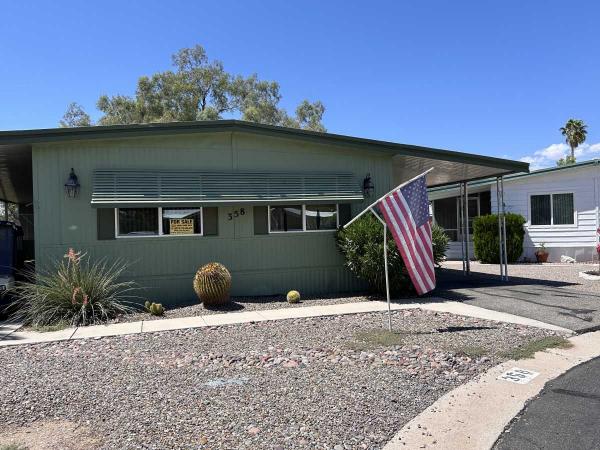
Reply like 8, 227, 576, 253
193, 262, 232, 307
144, 301, 165, 316
287, 290, 301, 304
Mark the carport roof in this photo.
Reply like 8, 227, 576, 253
0, 120, 528, 189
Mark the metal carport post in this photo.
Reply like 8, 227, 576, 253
459, 181, 470, 275
496, 176, 509, 280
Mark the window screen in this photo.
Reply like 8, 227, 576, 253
433, 197, 458, 241
552, 193, 574, 225
531, 195, 551, 225
117, 208, 158, 236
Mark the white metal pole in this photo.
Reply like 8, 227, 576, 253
383, 223, 392, 331
460, 183, 466, 275
370, 207, 392, 331
343, 167, 435, 229
464, 181, 470, 274
501, 176, 508, 280
496, 177, 505, 280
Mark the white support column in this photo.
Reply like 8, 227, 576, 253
496, 177, 505, 280
464, 181, 470, 274
501, 176, 508, 280
459, 183, 466, 275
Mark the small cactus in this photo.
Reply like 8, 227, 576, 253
149, 303, 164, 316
193, 262, 232, 307
287, 290, 301, 304
144, 301, 165, 316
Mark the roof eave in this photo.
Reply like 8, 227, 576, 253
0, 119, 529, 175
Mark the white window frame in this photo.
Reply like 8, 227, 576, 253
528, 192, 576, 228
115, 207, 204, 238
268, 204, 340, 234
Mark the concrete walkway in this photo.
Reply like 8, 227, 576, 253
384, 330, 600, 450
0, 299, 571, 347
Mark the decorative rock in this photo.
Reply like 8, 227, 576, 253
247, 426, 261, 435
0, 308, 560, 449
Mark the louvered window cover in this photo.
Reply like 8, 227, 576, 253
91, 169, 364, 206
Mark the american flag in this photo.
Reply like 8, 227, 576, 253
378, 175, 436, 295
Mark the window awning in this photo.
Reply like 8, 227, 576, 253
91, 170, 364, 207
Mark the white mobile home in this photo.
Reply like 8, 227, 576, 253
429, 160, 600, 262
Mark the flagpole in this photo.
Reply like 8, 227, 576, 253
343, 167, 435, 229
370, 207, 392, 331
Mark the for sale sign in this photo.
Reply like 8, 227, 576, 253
169, 219, 194, 235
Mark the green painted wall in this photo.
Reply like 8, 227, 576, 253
32, 131, 392, 304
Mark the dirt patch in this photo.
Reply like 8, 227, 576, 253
0, 420, 101, 450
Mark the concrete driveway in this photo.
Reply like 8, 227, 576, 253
433, 262, 600, 333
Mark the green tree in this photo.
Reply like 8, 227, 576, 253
556, 155, 576, 166
559, 119, 588, 165
59, 102, 92, 127
61, 45, 326, 131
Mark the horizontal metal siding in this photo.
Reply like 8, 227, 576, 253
32, 132, 391, 304
91, 170, 364, 205
490, 166, 599, 248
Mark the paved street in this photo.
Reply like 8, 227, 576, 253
435, 262, 600, 332
494, 356, 600, 450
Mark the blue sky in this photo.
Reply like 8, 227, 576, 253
1, 1, 599, 169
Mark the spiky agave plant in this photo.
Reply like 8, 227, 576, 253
8, 249, 139, 327
193, 262, 231, 307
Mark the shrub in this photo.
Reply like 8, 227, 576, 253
193, 262, 231, 307
8, 249, 138, 327
335, 214, 449, 296
144, 300, 165, 316
287, 290, 301, 303
473, 213, 526, 263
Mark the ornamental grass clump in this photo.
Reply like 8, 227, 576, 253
8, 248, 138, 327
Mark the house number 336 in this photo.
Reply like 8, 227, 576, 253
227, 208, 246, 220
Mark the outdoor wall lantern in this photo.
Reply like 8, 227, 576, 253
363, 173, 375, 197
64, 168, 81, 198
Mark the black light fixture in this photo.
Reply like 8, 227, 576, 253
64, 168, 81, 198
363, 173, 375, 197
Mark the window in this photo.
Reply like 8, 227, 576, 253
530, 193, 574, 226
162, 208, 202, 235
552, 194, 574, 225
117, 208, 158, 236
270, 205, 303, 232
305, 204, 337, 230
116, 207, 203, 237
269, 204, 339, 233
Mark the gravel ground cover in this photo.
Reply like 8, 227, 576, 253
0, 309, 563, 450
113, 294, 378, 323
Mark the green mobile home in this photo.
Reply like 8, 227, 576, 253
0, 121, 527, 304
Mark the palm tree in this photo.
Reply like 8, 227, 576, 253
560, 119, 588, 164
